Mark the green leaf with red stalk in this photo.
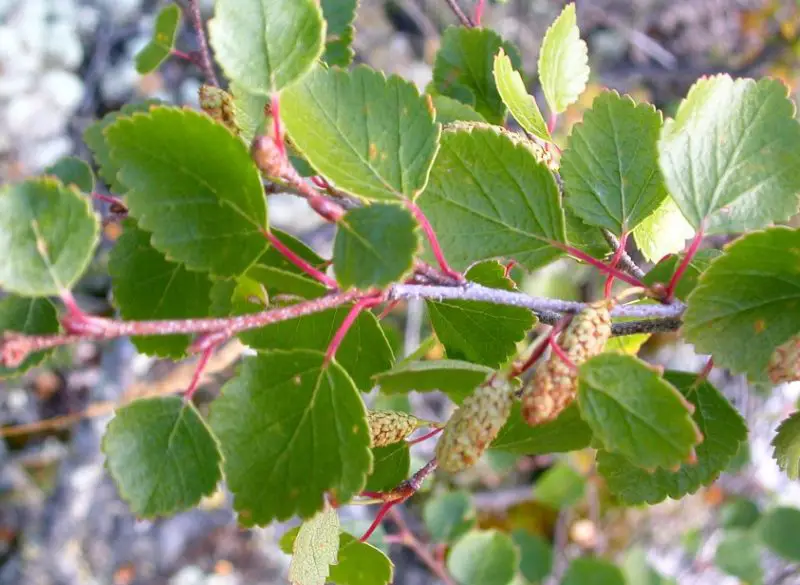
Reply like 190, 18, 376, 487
135, 3, 181, 74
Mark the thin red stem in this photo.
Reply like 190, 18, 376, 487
185, 0, 218, 86
324, 294, 384, 365
263, 230, 337, 289
183, 346, 214, 401
549, 336, 577, 372
693, 357, 714, 388
407, 427, 443, 446
405, 200, 464, 282
360, 501, 397, 542
604, 231, 629, 299
170, 48, 194, 62
509, 315, 572, 378
503, 260, 517, 279
547, 112, 558, 134
665, 224, 705, 300
91, 193, 126, 209
553, 241, 644, 288
378, 299, 401, 320
474, 0, 486, 26
271, 94, 286, 158
311, 175, 331, 190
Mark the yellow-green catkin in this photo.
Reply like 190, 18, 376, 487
367, 410, 420, 447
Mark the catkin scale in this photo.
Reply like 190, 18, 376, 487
367, 410, 420, 447
521, 301, 612, 426
435, 377, 514, 473
198, 85, 239, 135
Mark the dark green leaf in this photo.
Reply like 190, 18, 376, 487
493, 49, 550, 140
0, 296, 59, 378
289, 505, 340, 585
240, 306, 393, 391
209, 0, 324, 94
757, 506, 800, 561
419, 125, 566, 271
597, 372, 747, 504
772, 411, 800, 480
106, 106, 268, 276
44, 157, 94, 193
102, 396, 222, 518
423, 490, 476, 544
334, 203, 419, 289
561, 558, 625, 585
715, 530, 763, 585
538, 3, 590, 115
578, 354, 701, 470
373, 359, 493, 404
282, 65, 440, 202
427, 261, 535, 367
321, 0, 357, 67
682, 227, 800, 381
512, 529, 552, 584
491, 403, 592, 455
109, 221, 213, 358
0, 178, 99, 296
364, 442, 410, 492
564, 208, 612, 259
447, 530, 518, 585
533, 463, 586, 509
246, 229, 328, 299
135, 4, 181, 74
433, 27, 522, 124
561, 92, 666, 233
432, 95, 487, 124
659, 75, 800, 234
641, 249, 721, 301
210, 350, 372, 525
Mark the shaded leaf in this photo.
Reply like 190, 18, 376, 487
373, 359, 493, 404
658, 75, 800, 234
0, 178, 99, 296
715, 530, 763, 585
720, 498, 761, 530
512, 529, 552, 584
44, 157, 94, 193
282, 65, 440, 201
0, 296, 59, 379
432, 95, 487, 124
641, 249, 721, 301
102, 396, 222, 517
491, 403, 592, 455
493, 49, 550, 140
246, 228, 328, 299
321, 0, 357, 67
621, 548, 673, 585
419, 125, 566, 271
561, 92, 666, 233
758, 506, 800, 561
433, 27, 522, 124
109, 221, 213, 358
597, 372, 747, 504
560, 557, 625, 585
538, 3, 589, 115
533, 463, 585, 509
209, 0, 324, 94
289, 505, 340, 585
135, 4, 181, 74
210, 350, 372, 525
106, 106, 268, 276
423, 490, 476, 544
364, 442, 410, 492
564, 208, 612, 258
447, 530, 518, 585
772, 411, 800, 480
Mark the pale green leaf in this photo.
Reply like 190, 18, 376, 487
447, 530, 518, 585
715, 530, 763, 585
632, 197, 694, 263
373, 359, 494, 404
0, 178, 99, 296
44, 157, 94, 193
538, 3, 590, 115
658, 75, 800, 234
0, 296, 59, 379
209, 350, 372, 525
282, 66, 440, 202
102, 396, 222, 518
493, 49, 550, 140
772, 411, 800, 480
533, 463, 585, 509
289, 505, 340, 585
423, 490, 476, 544
106, 106, 268, 276
757, 506, 800, 561
209, 0, 324, 94
622, 548, 673, 585
135, 4, 181, 74
491, 403, 592, 455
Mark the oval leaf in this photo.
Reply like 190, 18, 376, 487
44, 157, 95, 193
538, 3, 590, 115
715, 530, 764, 585
209, 350, 372, 525
447, 530, 518, 585
135, 3, 181, 74
0, 178, 99, 296
282, 65, 440, 202
493, 49, 550, 140
209, 0, 324, 94
658, 75, 800, 234
578, 354, 701, 470
757, 506, 800, 562
0, 296, 59, 379
102, 396, 222, 518
423, 491, 476, 544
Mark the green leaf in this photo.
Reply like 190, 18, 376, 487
447, 530, 518, 585
715, 530, 763, 585
135, 4, 181, 74
596, 372, 747, 505
109, 221, 213, 358
433, 27, 522, 124
758, 506, 800, 561
282, 66, 440, 202
0, 178, 99, 296
106, 106, 268, 276
682, 227, 800, 381
772, 411, 800, 480
432, 95, 487, 124
44, 157, 94, 193
373, 359, 493, 404
321, 0, 357, 67
493, 49, 550, 140
246, 229, 328, 299
658, 75, 800, 234
84, 100, 161, 193
419, 125, 566, 271
210, 350, 371, 525
289, 505, 340, 585
512, 530, 552, 584
720, 498, 761, 530
0, 296, 59, 379
564, 208, 612, 258
579, 354, 700, 470
538, 3, 590, 115
102, 396, 222, 518
622, 548, 673, 585
641, 249, 721, 301
209, 0, 324, 94
364, 442, 410, 492
631, 197, 694, 263
334, 203, 419, 289
428, 261, 535, 367
491, 403, 592, 455
230, 82, 268, 143
533, 463, 585, 509
561, 92, 666, 233
423, 490, 476, 544
561, 558, 625, 585
282, 530, 394, 585
240, 306, 393, 391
